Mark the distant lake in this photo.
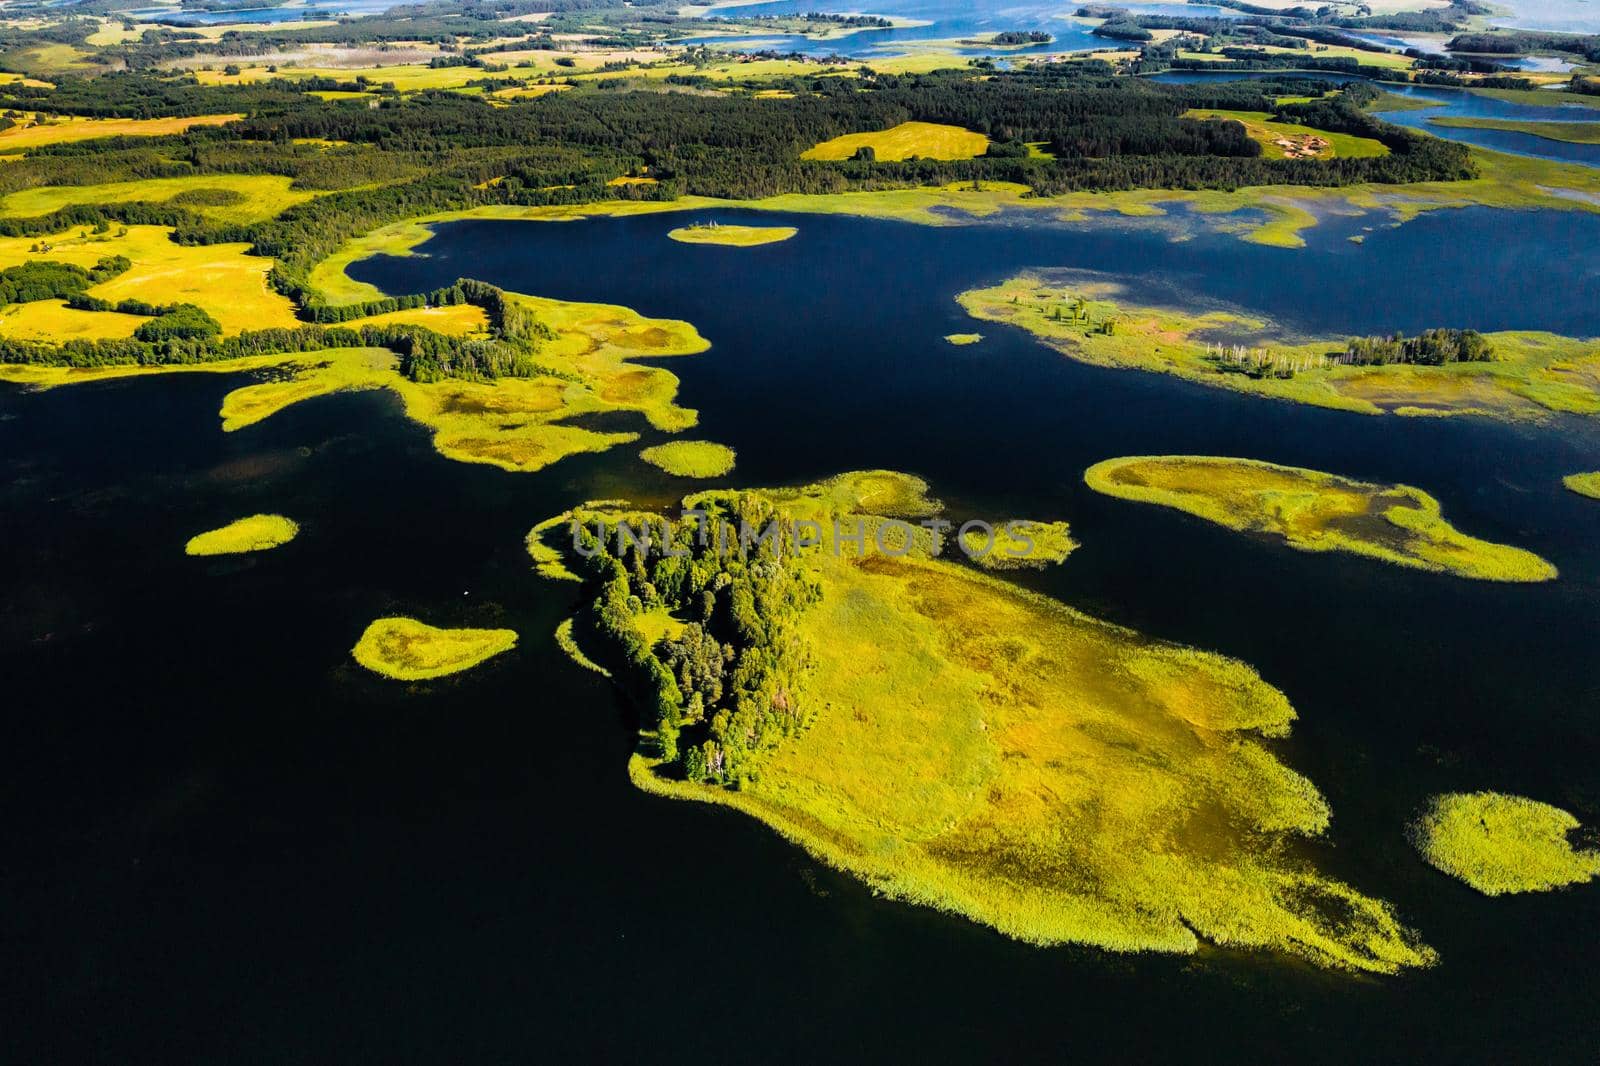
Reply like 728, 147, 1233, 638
8, 202, 1599, 1061
1151, 70, 1600, 166
687, 0, 1241, 59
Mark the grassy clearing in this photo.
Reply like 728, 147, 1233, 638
0, 225, 299, 337
959, 273, 1600, 421
1564, 472, 1600, 499
1085, 455, 1556, 582
0, 113, 241, 151
1429, 116, 1600, 145
0, 300, 148, 342
1413, 792, 1600, 896
617, 473, 1434, 973
802, 121, 989, 162
184, 513, 299, 556
351, 617, 517, 681
344, 303, 489, 336
0, 174, 315, 226
639, 440, 736, 478
666, 223, 797, 247
1186, 109, 1389, 159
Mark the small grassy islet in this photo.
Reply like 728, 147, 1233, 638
1412, 792, 1600, 896
639, 440, 737, 478
351, 617, 518, 681
184, 514, 299, 556
1085, 456, 1556, 583
667, 223, 797, 247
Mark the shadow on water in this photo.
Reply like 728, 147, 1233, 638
5, 205, 1600, 1062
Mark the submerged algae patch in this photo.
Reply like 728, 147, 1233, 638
352, 617, 517, 681
1413, 792, 1600, 896
184, 514, 299, 556
1085, 456, 1555, 583
541, 472, 1435, 974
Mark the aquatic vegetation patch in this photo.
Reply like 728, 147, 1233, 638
184, 514, 299, 556
1428, 116, 1600, 146
959, 273, 1600, 421
1563, 472, 1600, 499
961, 519, 1076, 570
217, 291, 705, 472
1085, 456, 1556, 582
639, 440, 736, 478
944, 333, 983, 346
555, 618, 611, 678
1412, 792, 1600, 896
801, 121, 989, 162
667, 223, 797, 247
352, 617, 518, 681
538, 473, 1435, 973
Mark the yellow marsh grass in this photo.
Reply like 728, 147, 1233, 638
803, 121, 989, 162
962, 519, 1076, 570
0, 174, 315, 226
639, 440, 736, 478
1413, 792, 1600, 896
667, 224, 797, 247
944, 333, 982, 345
0, 299, 147, 341
0, 225, 299, 336
345, 303, 489, 336
184, 513, 298, 556
352, 616, 517, 681
214, 291, 708, 472
1564, 472, 1600, 499
0, 114, 240, 151
4, 286, 707, 476
1085, 455, 1556, 582
554, 617, 611, 678
960, 274, 1600, 420
621, 474, 1433, 973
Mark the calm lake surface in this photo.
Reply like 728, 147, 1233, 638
689, 1, 1241, 59
5, 205, 1600, 1062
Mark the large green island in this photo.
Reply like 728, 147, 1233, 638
530, 472, 1436, 974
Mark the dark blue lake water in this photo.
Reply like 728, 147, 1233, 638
5, 205, 1599, 1062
